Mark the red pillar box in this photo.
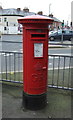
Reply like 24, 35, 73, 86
18, 15, 53, 110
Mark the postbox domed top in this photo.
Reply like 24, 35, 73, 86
19, 15, 52, 20
18, 15, 53, 24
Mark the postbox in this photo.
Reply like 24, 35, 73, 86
18, 15, 53, 110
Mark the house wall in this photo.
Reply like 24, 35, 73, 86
54, 22, 62, 29
0, 9, 63, 34
0, 15, 21, 34
49, 22, 62, 31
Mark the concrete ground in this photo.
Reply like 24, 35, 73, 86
1, 83, 72, 119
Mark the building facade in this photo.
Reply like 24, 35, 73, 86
37, 12, 62, 31
49, 14, 62, 30
0, 7, 36, 34
0, 7, 62, 34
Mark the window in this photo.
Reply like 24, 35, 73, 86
4, 18, 7, 22
7, 22, 8, 26
4, 27, 7, 30
0, 18, 1, 22
14, 24, 16, 26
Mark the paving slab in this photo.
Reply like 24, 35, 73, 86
1, 83, 72, 119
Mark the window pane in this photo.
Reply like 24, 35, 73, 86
4, 18, 7, 22
0, 18, 1, 22
4, 27, 7, 30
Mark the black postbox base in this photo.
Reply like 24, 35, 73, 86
23, 91, 47, 110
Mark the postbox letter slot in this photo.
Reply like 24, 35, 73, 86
31, 34, 45, 38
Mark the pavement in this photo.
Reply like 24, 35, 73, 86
1, 82, 73, 119
49, 41, 73, 48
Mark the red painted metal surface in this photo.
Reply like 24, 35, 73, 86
18, 15, 53, 95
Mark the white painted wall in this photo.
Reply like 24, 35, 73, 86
0, 16, 21, 34
8, 26, 18, 34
